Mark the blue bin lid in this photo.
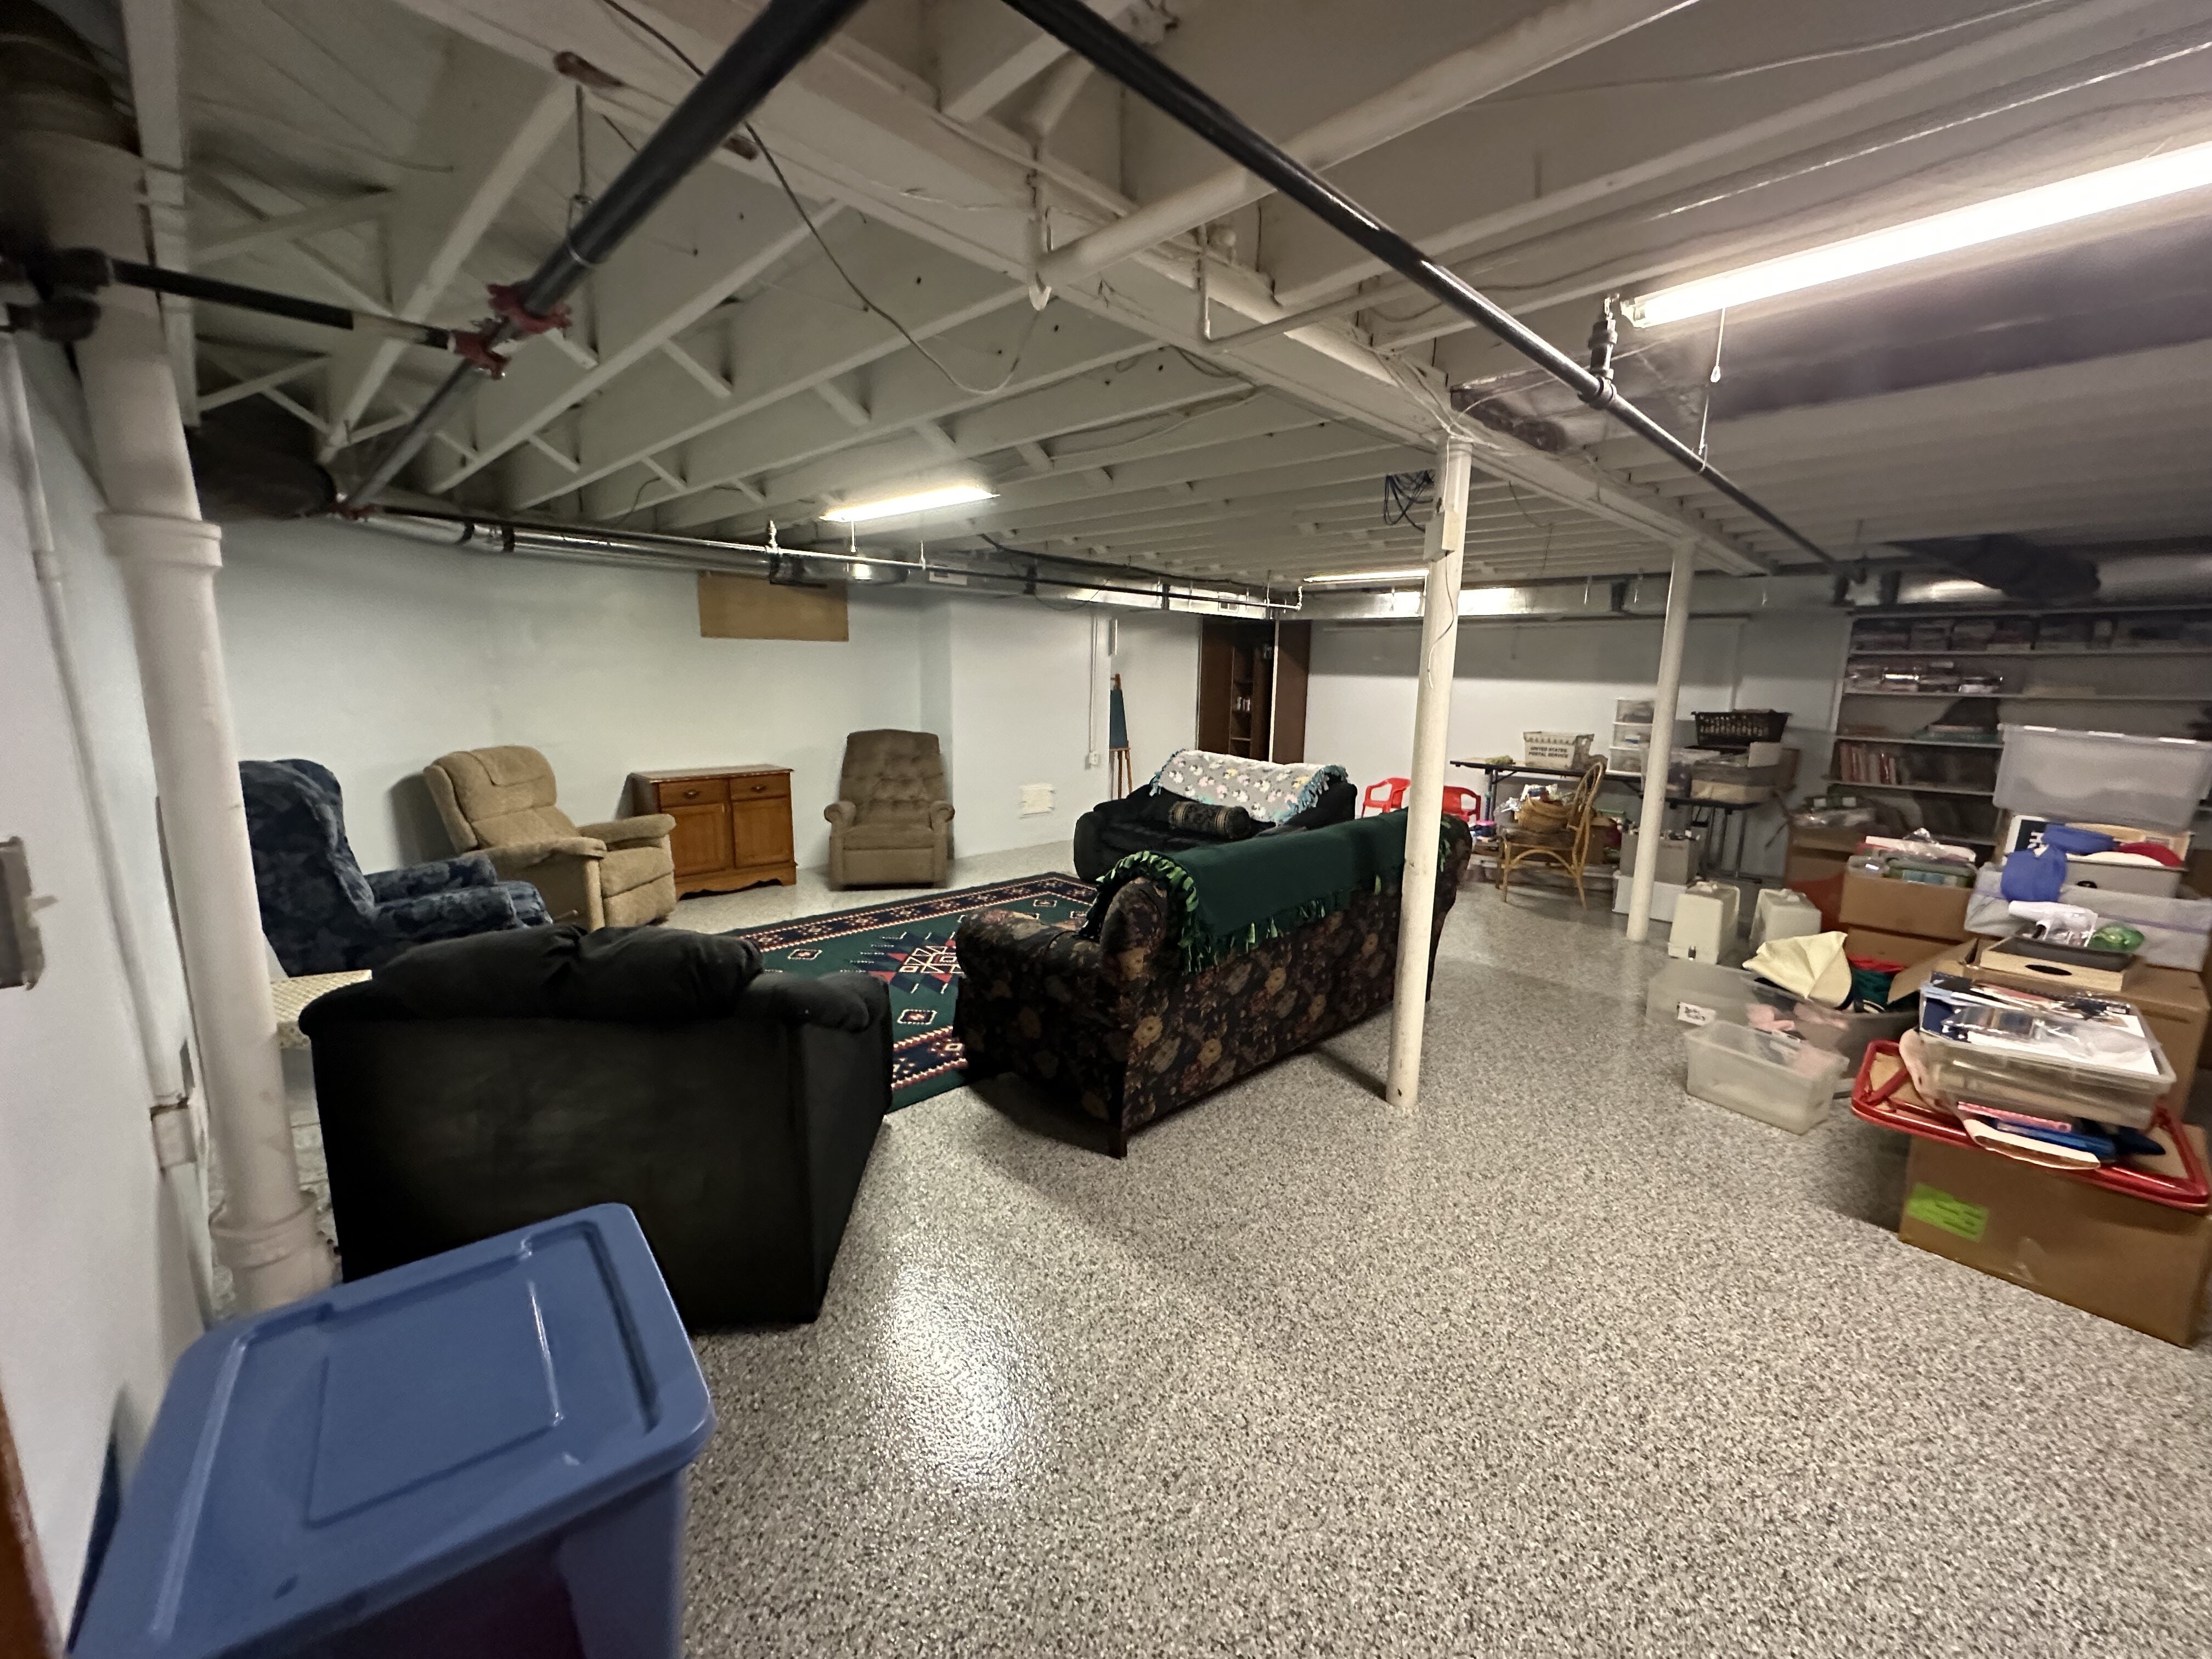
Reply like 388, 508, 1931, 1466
75, 1205, 713, 1659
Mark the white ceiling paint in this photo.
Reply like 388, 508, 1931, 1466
162, 0, 2212, 586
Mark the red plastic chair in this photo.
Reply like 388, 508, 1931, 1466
1440, 786, 1482, 823
1361, 777, 1409, 816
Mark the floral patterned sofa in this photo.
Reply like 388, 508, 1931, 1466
956, 814, 1471, 1155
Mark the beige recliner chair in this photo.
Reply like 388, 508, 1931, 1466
825, 730, 953, 888
424, 746, 678, 929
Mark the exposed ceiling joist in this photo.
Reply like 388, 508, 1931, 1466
321, 39, 574, 459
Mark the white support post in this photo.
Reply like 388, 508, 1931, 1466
1625, 540, 1696, 944
10, 111, 333, 1308
1385, 432, 1473, 1109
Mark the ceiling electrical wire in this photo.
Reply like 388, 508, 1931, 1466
1383, 470, 1433, 528
592, 0, 1047, 397
1485, 0, 2065, 103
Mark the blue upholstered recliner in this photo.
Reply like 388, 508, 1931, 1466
240, 758, 551, 976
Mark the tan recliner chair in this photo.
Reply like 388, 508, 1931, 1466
424, 746, 678, 929
825, 730, 953, 888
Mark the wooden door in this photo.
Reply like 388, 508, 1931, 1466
732, 794, 793, 871
665, 802, 731, 878
1197, 621, 1236, 752
1270, 620, 1311, 762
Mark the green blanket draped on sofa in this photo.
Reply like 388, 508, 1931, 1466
1084, 809, 1434, 972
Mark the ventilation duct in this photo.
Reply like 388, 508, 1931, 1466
349, 507, 1294, 618
1894, 535, 2101, 604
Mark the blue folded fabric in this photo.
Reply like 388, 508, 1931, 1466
2000, 840, 2068, 901
2041, 823, 2117, 855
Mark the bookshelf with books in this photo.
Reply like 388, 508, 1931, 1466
1830, 603, 2212, 845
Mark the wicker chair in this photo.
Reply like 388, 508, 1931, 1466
1497, 757, 1608, 907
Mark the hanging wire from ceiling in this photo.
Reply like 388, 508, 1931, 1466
1383, 470, 1433, 528
590, 0, 1046, 398
1482, 0, 2064, 103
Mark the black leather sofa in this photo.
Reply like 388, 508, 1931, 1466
1073, 774, 1357, 881
300, 923, 891, 1328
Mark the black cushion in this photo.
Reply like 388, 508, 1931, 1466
372, 923, 764, 1024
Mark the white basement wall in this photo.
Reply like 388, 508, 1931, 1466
214, 523, 1203, 871
922, 597, 1198, 854
3, 362, 202, 1624
1306, 610, 1849, 877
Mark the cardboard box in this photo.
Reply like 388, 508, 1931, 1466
1839, 870, 1972, 941
1940, 943, 2208, 1112
1843, 928, 1958, 969
1785, 822, 1862, 888
1899, 1128, 2212, 1345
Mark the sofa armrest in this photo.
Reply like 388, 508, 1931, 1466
823, 799, 857, 829
487, 837, 606, 876
371, 884, 542, 956
928, 800, 955, 829
578, 814, 675, 848
956, 911, 1125, 1006
365, 853, 497, 902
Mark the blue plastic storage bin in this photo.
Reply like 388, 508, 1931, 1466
75, 1204, 714, 1659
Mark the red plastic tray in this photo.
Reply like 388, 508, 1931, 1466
1850, 1040, 2210, 1212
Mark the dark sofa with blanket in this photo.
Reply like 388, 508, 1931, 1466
301, 923, 891, 1327
957, 811, 1471, 1155
1073, 748, 1356, 880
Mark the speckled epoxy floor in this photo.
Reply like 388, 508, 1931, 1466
684, 869, 2212, 1658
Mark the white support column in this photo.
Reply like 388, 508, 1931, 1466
1385, 432, 1473, 1109
9, 115, 332, 1307
1624, 540, 1696, 944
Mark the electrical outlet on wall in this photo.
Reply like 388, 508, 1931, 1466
1020, 783, 1054, 816
1085, 751, 1102, 768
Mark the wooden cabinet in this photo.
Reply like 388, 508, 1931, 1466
626, 766, 796, 894
1197, 619, 1310, 760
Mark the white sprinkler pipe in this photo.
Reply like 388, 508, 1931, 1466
1037, 0, 1699, 289
11, 123, 332, 1310
1385, 432, 1473, 1109
1625, 540, 1696, 944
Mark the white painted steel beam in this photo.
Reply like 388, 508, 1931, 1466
1625, 541, 1694, 944
1386, 432, 1474, 1109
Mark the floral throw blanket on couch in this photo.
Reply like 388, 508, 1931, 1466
1146, 749, 1348, 825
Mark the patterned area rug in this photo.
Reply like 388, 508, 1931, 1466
728, 874, 1096, 1108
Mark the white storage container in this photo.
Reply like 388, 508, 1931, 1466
1622, 827, 1699, 885
1645, 958, 1758, 1029
1994, 725, 2212, 833
1525, 730, 1594, 769
1965, 866, 2211, 970
1613, 876, 1686, 921
1917, 1025, 2174, 1131
1684, 1022, 1848, 1133
1613, 721, 1652, 749
1668, 881, 1741, 962
1616, 696, 1656, 724
1747, 982, 1914, 1068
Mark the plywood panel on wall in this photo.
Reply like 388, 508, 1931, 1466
697, 573, 848, 641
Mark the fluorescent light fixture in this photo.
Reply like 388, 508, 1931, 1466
1302, 566, 1425, 585
1626, 138, 2212, 327
820, 483, 995, 523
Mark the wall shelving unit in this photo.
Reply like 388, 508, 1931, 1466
1827, 602, 2212, 844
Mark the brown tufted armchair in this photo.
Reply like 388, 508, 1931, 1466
825, 730, 954, 888
424, 746, 678, 929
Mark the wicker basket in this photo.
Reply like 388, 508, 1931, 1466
1692, 709, 1788, 751
1523, 731, 1593, 769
